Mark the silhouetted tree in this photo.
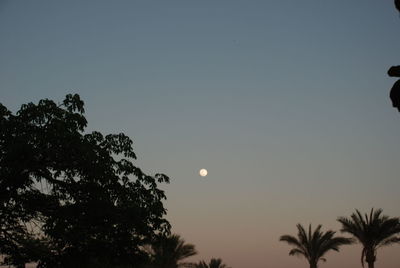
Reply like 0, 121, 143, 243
337, 208, 400, 268
280, 224, 352, 268
149, 234, 197, 268
0, 94, 171, 268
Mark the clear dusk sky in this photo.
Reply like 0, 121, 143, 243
1, 1, 400, 268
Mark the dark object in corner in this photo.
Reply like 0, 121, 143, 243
388, 66, 400, 77
396, 0, 400, 12
389, 2, 400, 112
390, 80, 400, 112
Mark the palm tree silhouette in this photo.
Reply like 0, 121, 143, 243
337, 208, 400, 268
150, 234, 197, 268
280, 224, 352, 268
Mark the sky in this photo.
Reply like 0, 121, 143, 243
1, 1, 400, 267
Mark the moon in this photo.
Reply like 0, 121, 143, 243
199, 169, 208, 177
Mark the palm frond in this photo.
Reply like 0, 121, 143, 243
361, 247, 366, 268
280, 235, 302, 248
379, 237, 400, 247
338, 212, 367, 244
209, 258, 226, 268
289, 248, 306, 257
319, 236, 353, 256
297, 224, 309, 246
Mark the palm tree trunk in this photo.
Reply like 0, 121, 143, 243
365, 249, 375, 268
309, 260, 317, 268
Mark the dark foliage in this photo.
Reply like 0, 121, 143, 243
0, 94, 171, 267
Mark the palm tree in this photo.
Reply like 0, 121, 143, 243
150, 234, 197, 268
337, 208, 400, 268
192, 258, 230, 268
280, 224, 352, 268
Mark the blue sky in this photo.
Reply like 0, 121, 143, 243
1, 1, 400, 267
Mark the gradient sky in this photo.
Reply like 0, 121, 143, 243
1, 1, 400, 268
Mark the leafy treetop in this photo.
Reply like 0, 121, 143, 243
0, 94, 171, 268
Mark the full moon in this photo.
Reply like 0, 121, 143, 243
199, 169, 208, 177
